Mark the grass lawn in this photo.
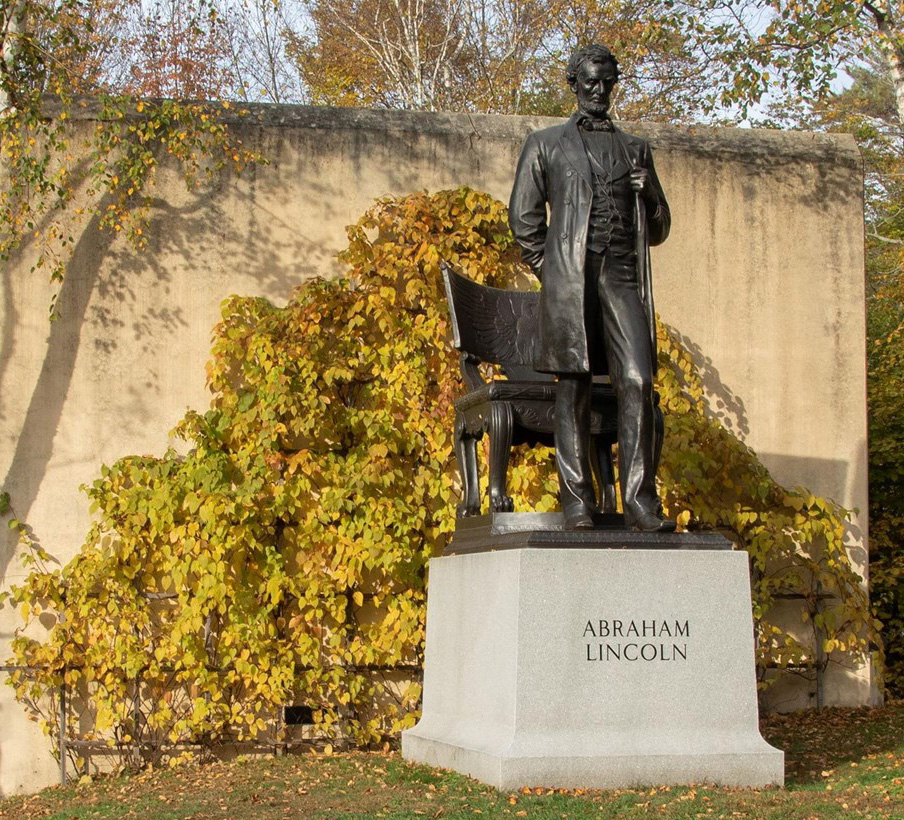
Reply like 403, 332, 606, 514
2, 702, 903, 820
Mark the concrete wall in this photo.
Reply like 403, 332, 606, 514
0, 103, 873, 794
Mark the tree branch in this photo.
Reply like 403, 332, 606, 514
867, 229, 904, 244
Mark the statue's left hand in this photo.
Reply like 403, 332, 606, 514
629, 167, 650, 193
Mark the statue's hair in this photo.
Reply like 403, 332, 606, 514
566, 45, 619, 86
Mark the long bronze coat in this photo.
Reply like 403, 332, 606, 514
509, 114, 671, 374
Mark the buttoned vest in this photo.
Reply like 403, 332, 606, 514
581, 131, 635, 254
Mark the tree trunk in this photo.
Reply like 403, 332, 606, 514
879, 36, 904, 128
866, 1, 904, 129
1, 0, 26, 115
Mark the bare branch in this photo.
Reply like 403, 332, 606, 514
867, 230, 904, 245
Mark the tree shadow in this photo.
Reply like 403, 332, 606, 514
0, 151, 99, 426
0, 200, 117, 584
0, 158, 335, 586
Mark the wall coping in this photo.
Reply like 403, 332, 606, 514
47, 96, 861, 170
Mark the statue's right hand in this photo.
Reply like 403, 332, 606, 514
523, 252, 543, 276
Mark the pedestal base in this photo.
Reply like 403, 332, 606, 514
402, 544, 783, 790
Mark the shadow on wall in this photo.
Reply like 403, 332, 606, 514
664, 323, 750, 439
757, 451, 864, 569
0, 151, 96, 429
0, 200, 118, 584
86, 162, 314, 362
0, 145, 360, 586
758, 453, 851, 506
102, 121, 508, 335
0, 178, 292, 582
663, 325, 863, 561
762, 653, 876, 717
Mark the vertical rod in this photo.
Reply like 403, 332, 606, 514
133, 675, 142, 769
59, 682, 67, 786
133, 617, 142, 769
814, 584, 826, 711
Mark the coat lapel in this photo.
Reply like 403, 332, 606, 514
559, 115, 592, 188
561, 117, 639, 183
611, 126, 641, 173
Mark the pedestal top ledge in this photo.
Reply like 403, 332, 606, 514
447, 512, 732, 555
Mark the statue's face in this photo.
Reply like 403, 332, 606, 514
571, 59, 617, 118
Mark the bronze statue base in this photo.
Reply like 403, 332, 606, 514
445, 513, 731, 555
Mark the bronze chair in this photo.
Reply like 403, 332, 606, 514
442, 264, 625, 518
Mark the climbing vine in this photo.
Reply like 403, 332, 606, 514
0, 2, 259, 311
1, 95, 259, 314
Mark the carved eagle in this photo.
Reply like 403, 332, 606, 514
442, 264, 540, 371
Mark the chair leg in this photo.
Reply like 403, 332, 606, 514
488, 403, 514, 513
455, 415, 481, 517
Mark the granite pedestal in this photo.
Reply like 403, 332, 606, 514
402, 534, 784, 790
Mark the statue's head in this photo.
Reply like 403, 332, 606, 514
566, 44, 619, 119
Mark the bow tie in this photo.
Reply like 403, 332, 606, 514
578, 116, 614, 132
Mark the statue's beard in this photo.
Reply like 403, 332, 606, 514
580, 99, 609, 118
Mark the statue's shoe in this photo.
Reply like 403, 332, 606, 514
563, 505, 596, 530
630, 511, 677, 533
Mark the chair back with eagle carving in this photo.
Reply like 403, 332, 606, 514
441, 264, 619, 518
442, 265, 553, 386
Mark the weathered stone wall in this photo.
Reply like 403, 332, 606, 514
0, 103, 873, 795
